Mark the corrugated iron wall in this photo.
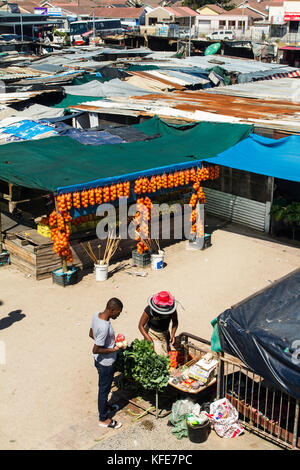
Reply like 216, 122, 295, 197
203, 187, 269, 232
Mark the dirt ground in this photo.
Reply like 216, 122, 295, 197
0, 221, 299, 450
90, 413, 280, 451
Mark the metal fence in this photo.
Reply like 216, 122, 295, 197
176, 332, 300, 449
216, 354, 300, 450
194, 28, 263, 41
283, 32, 300, 43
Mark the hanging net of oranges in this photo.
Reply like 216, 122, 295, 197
133, 196, 153, 254
49, 207, 73, 263
132, 165, 220, 247
133, 165, 219, 196
51, 166, 219, 261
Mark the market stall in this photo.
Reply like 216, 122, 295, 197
115, 332, 219, 421
168, 332, 218, 395
0, 117, 252, 281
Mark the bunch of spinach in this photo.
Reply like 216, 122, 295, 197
117, 339, 170, 392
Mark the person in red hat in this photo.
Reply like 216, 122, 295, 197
138, 291, 178, 356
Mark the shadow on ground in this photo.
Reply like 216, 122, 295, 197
0, 309, 26, 330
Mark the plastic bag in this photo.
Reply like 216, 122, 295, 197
209, 398, 244, 438
187, 411, 209, 426
169, 399, 200, 439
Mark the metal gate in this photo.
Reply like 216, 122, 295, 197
216, 354, 300, 449
203, 187, 271, 232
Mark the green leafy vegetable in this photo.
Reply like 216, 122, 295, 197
116, 339, 170, 392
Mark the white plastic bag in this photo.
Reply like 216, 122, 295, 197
209, 398, 244, 438
172, 399, 195, 418
169, 399, 201, 439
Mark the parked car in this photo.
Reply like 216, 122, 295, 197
206, 30, 236, 41
178, 29, 189, 38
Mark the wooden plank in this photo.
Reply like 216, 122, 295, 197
36, 261, 62, 275
8, 253, 36, 277
10, 237, 36, 253
14, 230, 50, 247
4, 239, 36, 265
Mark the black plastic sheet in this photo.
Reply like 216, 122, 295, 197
217, 269, 300, 399
53, 122, 160, 145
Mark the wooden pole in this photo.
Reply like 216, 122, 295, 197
0, 210, 2, 254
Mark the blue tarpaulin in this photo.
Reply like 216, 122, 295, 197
0, 120, 57, 142
203, 134, 300, 183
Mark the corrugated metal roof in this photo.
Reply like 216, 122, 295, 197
117, 53, 300, 80
203, 77, 300, 102
149, 54, 299, 76
67, 88, 300, 133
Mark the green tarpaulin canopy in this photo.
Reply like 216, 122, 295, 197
52, 94, 104, 109
0, 117, 253, 193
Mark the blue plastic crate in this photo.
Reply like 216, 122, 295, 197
52, 266, 78, 287
0, 250, 10, 266
189, 233, 212, 250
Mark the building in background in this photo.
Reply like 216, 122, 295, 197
145, 5, 198, 28
282, 0, 300, 41
91, 6, 145, 27
0, 1, 20, 12
267, 0, 300, 42
195, 2, 266, 38
0, 9, 63, 36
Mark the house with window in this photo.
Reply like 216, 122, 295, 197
195, 3, 254, 37
235, 0, 270, 19
270, 0, 300, 42
145, 5, 198, 27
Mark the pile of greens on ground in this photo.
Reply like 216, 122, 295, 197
115, 339, 170, 392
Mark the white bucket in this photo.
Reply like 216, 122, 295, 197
151, 250, 165, 270
95, 263, 108, 281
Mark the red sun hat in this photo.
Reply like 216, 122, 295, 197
152, 291, 175, 307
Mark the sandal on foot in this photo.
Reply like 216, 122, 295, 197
99, 419, 122, 429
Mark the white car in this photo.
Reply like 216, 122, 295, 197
206, 30, 236, 41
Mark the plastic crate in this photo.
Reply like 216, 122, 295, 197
203, 233, 212, 248
132, 250, 151, 267
0, 250, 10, 266
52, 266, 78, 287
189, 233, 212, 250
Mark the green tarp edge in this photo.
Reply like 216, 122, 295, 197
210, 317, 222, 353
0, 117, 253, 192
133, 115, 205, 136
52, 94, 104, 109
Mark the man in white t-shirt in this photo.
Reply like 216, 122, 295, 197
89, 298, 124, 429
